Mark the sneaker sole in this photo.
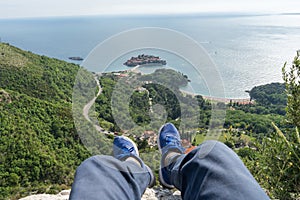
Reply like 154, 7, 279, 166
157, 124, 164, 154
158, 124, 175, 189
122, 136, 155, 187
146, 165, 156, 188
159, 165, 175, 189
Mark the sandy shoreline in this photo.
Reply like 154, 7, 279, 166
179, 89, 252, 104
202, 96, 252, 104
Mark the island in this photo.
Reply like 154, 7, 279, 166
123, 54, 167, 67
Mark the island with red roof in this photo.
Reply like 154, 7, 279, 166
123, 54, 167, 67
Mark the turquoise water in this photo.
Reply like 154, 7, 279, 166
1, 14, 300, 98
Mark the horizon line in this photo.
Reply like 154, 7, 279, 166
0, 11, 297, 20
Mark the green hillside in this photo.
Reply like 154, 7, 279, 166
0, 43, 79, 103
0, 43, 90, 199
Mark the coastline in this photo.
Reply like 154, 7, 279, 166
202, 96, 252, 104
126, 68, 252, 104
179, 89, 252, 104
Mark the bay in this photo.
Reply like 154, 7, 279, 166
1, 13, 299, 98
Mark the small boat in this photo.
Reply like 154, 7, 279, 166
69, 56, 83, 61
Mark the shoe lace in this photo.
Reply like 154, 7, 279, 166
165, 135, 181, 146
122, 145, 135, 154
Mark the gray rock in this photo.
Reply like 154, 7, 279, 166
20, 187, 182, 200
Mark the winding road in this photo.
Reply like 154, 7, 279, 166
82, 75, 112, 134
82, 66, 141, 134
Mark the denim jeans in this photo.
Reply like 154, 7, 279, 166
69, 140, 270, 200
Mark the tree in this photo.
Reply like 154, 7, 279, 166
283, 53, 300, 129
241, 52, 300, 199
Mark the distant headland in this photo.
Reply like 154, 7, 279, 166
123, 54, 166, 67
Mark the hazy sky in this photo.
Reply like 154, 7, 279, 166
0, 0, 299, 19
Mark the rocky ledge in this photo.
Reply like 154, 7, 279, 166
19, 187, 182, 200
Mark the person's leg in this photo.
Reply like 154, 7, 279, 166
158, 123, 270, 200
70, 136, 154, 200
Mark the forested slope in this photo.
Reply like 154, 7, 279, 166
0, 43, 90, 199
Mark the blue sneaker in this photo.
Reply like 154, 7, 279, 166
113, 136, 139, 160
113, 136, 155, 187
158, 123, 185, 188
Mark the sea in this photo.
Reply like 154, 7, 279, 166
1, 13, 300, 98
